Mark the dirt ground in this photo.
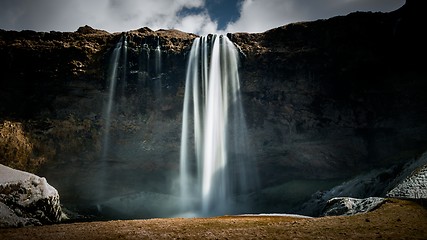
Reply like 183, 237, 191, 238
1, 199, 426, 239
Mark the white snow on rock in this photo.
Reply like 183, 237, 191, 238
387, 164, 427, 199
296, 151, 427, 216
0, 164, 62, 227
322, 197, 385, 216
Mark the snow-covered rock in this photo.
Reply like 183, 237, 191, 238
294, 167, 397, 216
0, 164, 62, 227
295, 151, 427, 216
322, 197, 385, 216
387, 164, 427, 199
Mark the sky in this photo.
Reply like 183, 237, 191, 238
0, 0, 405, 35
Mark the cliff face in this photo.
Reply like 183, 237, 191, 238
234, 3, 427, 184
0, 1, 426, 215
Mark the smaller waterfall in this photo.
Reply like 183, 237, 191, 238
180, 35, 258, 216
142, 44, 150, 74
101, 35, 127, 161
154, 37, 162, 76
95, 35, 128, 201
154, 37, 162, 100
119, 36, 128, 97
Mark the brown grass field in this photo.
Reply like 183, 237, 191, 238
1, 199, 426, 239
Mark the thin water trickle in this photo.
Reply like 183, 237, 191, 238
155, 37, 162, 75
96, 35, 128, 201
154, 37, 162, 101
101, 36, 127, 162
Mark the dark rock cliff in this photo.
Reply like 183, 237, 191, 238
0, 1, 425, 215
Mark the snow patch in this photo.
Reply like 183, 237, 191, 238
322, 197, 385, 216
295, 151, 427, 216
387, 164, 427, 199
0, 164, 63, 227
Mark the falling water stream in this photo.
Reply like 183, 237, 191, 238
101, 35, 127, 162
97, 35, 130, 203
96, 34, 257, 218
154, 37, 162, 101
180, 35, 258, 216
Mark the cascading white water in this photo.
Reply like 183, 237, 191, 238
120, 37, 128, 96
101, 36, 127, 161
155, 37, 162, 75
154, 37, 162, 100
95, 35, 128, 201
180, 35, 258, 216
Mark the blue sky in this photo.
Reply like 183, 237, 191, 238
0, 0, 405, 35
205, 0, 241, 30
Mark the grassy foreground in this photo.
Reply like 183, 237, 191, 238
1, 199, 426, 239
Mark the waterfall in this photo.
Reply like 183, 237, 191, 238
101, 36, 127, 162
155, 37, 162, 76
180, 35, 258, 216
120, 36, 128, 97
140, 43, 150, 83
154, 37, 162, 100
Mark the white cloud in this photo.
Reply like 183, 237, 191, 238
174, 13, 219, 36
0, 0, 218, 35
102, 0, 205, 31
0, 0, 406, 34
225, 0, 298, 33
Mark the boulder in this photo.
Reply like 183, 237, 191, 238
295, 151, 427, 216
387, 164, 427, 199
0, 164, 63, 227
319, 159, 427, 216
322, 197, 385, 216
